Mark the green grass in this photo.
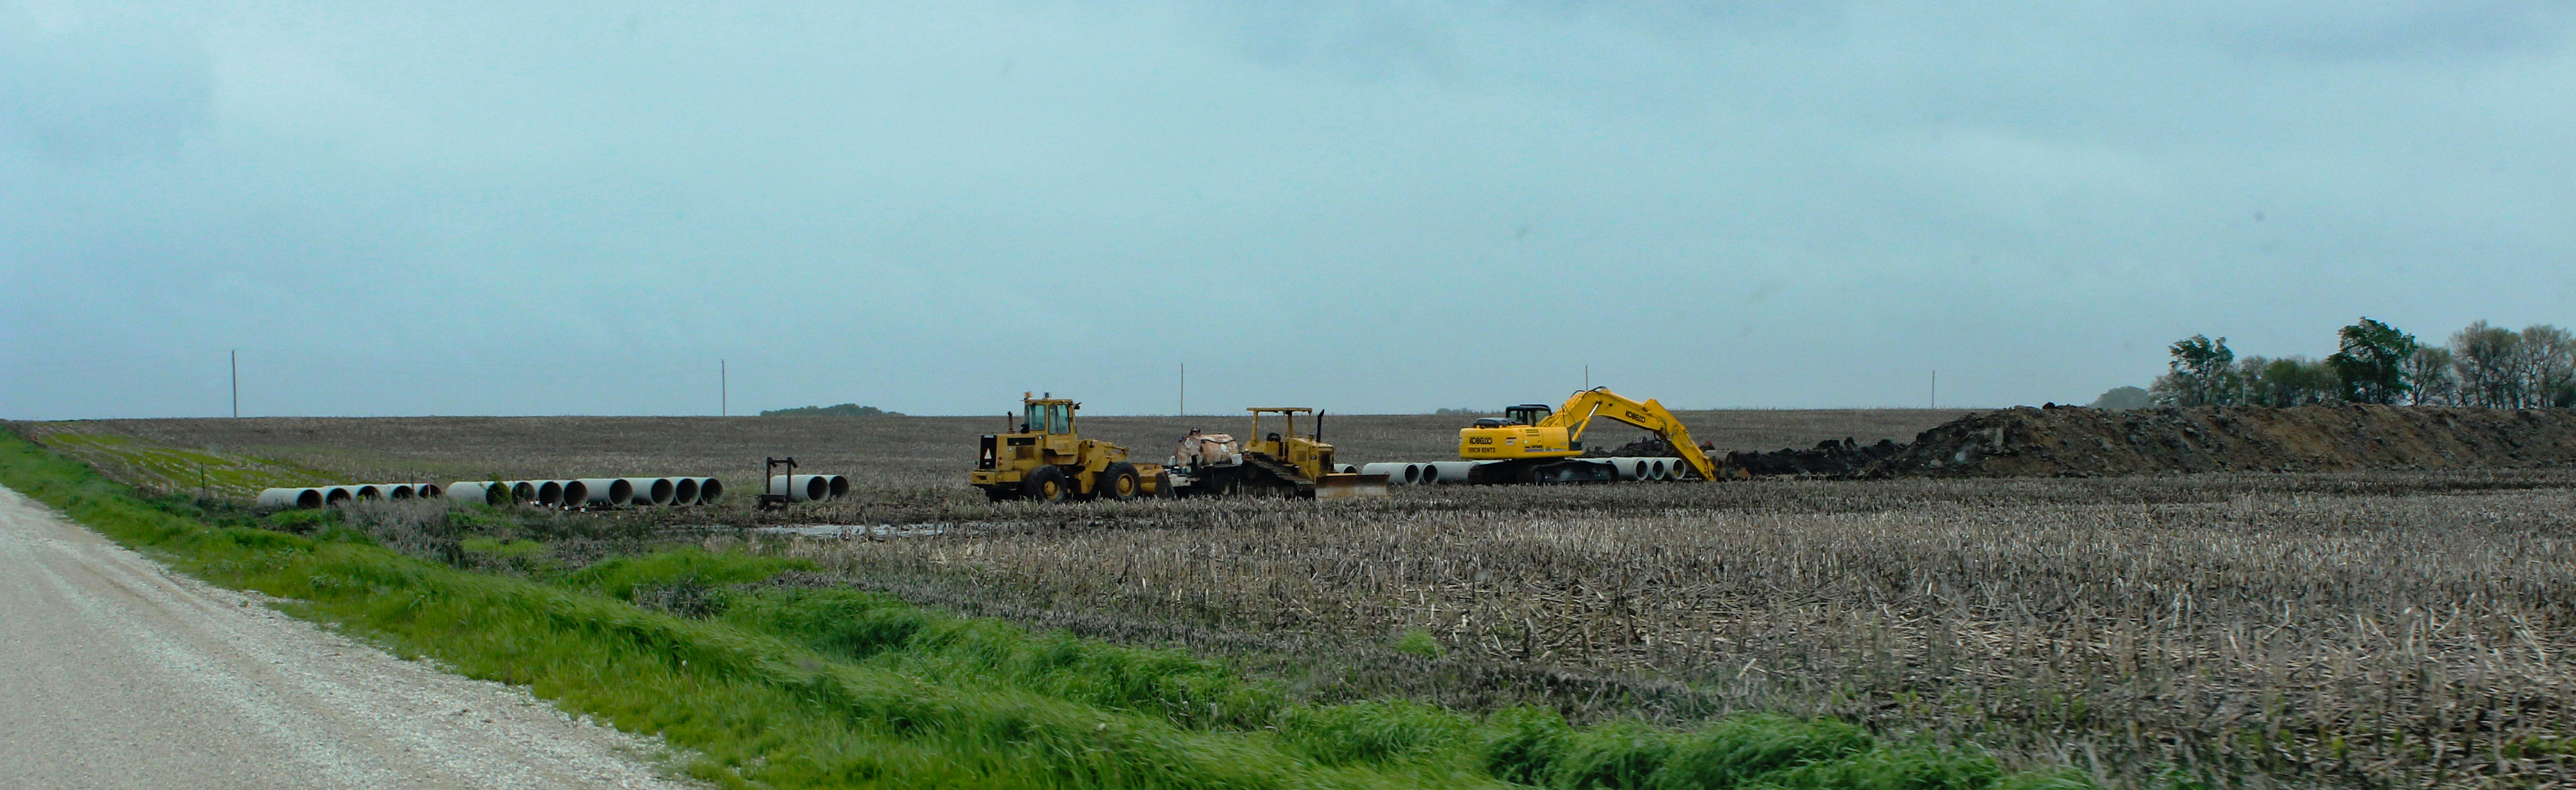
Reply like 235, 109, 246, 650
33, 431, 342, 497
0, 431, 2087, 790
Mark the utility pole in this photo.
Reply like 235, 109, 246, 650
1178, 363, 1186, 416
720, 360, 728, 416
230, 350, 238, 418
1584, 365, 1590, 390
1930, 370, 1937, 409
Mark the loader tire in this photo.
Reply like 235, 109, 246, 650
1024, 466, 1072, 503
1099, 463, 1140, 501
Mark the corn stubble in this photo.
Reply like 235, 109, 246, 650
785, 474, 2576, 789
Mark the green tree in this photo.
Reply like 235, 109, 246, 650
2241, 356, 2339, 407
2326, 317, 2417, 404
2151, 334, 2239, 406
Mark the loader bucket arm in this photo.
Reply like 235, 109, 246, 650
1540, 388, 1721, 481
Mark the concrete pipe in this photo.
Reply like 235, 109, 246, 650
257, 488, 323, 509
768, 475, 831, 502
573, 478, 631, 506
447, 482, 508, 506
1358, 463, 1414, 485
557, 480, 589, 506
415, 483, 443, 498
1608, 458, 1648, 481
1427, 461, 1479, 485
622, 477, 676, 506
1649, 460, 1672, 481
695, 477, 725, 505
509, 480, 563, 506
1337, 464, 1359, 475
322, 486, 355, 505
827, 475, 851, 500
353, 485, 385, 500
384, 484, 416, 500
671, 478, 699, 506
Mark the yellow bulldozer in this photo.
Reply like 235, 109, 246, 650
1455, 387, 1720, 484
1166, 407, 1387, 498
970, 395, 1386, 502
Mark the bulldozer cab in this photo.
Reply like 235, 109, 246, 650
1247, 407, 1332, 479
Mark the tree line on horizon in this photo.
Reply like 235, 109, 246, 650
2090, 318, 2576, 410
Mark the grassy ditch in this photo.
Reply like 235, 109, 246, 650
0, 432, 2084, 790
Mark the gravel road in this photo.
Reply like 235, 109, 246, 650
0, 484, 699, 790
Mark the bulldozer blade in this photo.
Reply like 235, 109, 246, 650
1315, 473, 1389, 499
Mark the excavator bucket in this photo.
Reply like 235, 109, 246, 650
1315, 473, 1390, 499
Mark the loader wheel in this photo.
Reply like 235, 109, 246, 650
1099, 463, 1140, 501
1024, 466, 1071, 503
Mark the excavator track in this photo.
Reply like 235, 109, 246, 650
1240, 452, 1317, 498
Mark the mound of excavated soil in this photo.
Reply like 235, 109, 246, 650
1721, 405, 2576, 479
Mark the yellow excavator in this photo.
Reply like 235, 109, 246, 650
1456, 388, 1720, 484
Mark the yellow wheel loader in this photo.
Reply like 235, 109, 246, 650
1455, 388, 1720, 484
970, 394, 1164, 502
1165, 408, 1388, 499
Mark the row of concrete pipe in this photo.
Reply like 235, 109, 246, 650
257, 482, 448, 508
259, 475, 765, 509
1355, 457, 1687, 486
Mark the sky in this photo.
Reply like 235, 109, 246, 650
5, 0, 2574, 418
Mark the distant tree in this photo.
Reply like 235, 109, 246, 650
759, 403, 905, 417
2326, 317, 2416, 404
2088, 386, 2151, 409
2450, 322, 2523, 407
2240, 355, 2340, 407
2151, 335, 2240, 406
2518, 325, 2576, 408
1432, 407, 1494, 416
2403, 346, 2457, 405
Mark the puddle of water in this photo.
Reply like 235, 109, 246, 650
752, 523, 951, 538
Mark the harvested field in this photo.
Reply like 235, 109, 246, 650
16, 408, 2576, 789
776, 473, 2576, 789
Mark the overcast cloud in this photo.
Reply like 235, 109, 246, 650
5, 0, 2573, 418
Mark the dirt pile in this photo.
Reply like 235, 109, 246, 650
1720, 437, 1905, 476
1723, 405, 2576, 479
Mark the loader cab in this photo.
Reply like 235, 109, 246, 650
1024, 400, 1074, 435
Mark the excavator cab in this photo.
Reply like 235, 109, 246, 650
1505, 404, 1553, 426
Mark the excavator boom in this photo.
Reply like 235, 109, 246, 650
1536, 389, 1718, 481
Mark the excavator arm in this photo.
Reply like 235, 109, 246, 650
1539, 388, 1720, 481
